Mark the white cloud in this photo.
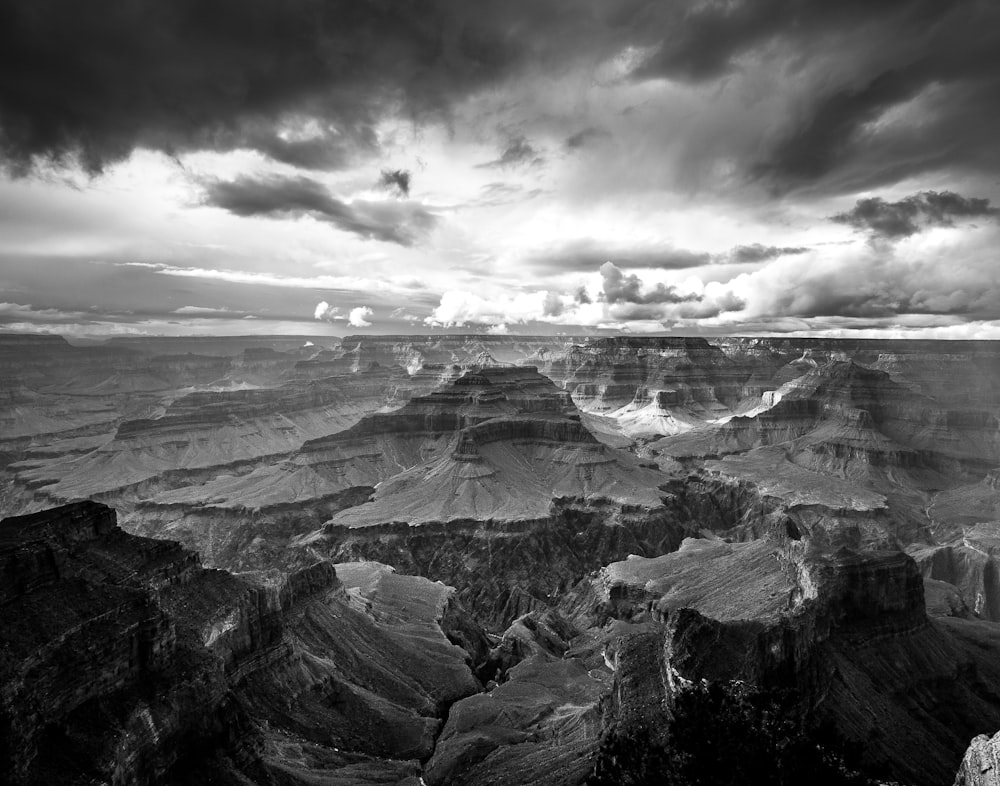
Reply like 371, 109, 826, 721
316, 301, 373, 326
172, 305, 234, 316
348, 306, 374, 327
424, 290, 550, 327
314, 301, 338, 320
486, 322, 509, 334
124, 262, 398, 294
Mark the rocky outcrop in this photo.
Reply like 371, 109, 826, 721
0, 501, 249, 784
955, 731, 1000, 786
313, 496, 689, 630
338, 334, 580, 374
316, 368, 669, 531
0, 501, 487, 785
422, 656, 607, 786
576, 534, 1000, 786
554, 337, 753, 427
911, 523, 1000, 621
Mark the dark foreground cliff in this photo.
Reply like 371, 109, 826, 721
0, 501, 486, 785
5, 497, 1000, 785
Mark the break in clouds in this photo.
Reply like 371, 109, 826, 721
1, 0, 1000, 337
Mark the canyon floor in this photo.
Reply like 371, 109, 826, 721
3, 333, 1000, 785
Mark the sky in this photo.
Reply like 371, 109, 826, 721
1, 0, 1000, 339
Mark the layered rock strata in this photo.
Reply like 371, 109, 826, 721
0, 501, 486, 785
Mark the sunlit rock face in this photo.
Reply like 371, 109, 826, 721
955, 730, 1000, 786
552, 337, 753, 436
338, 334, 581, 375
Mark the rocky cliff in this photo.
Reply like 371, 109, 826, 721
0, 501, 488, 785
5, 334, 1000, 784
955, 731, 1000, 786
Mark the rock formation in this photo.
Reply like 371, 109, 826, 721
5, 334, 1000, 785
0, 501, 486, 785
955, 731, 1000, 786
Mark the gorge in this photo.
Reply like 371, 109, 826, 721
3, 333, 1000, 785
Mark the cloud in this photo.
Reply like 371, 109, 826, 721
425, 290, 551, 328
171, 305, 247, 318
314, 301, 338, 321
314, 302, 373, 327
477, 136, 543, 169
831, 190, 999, 240
122, 261, 392, 293
742, 5, 1000, 192
696, 224, 1000, 327
378, 169, 411, 197
0, 1, 579, 173
422, 262, 747, 330
753, 67, 924, 188
2, 0, 998, 203
202, 174, 437, 245
542, 291, 565, 317
486, 323, 509, 335
599, 262, 699, 305
0, 301, 88, 324
0, 1, 645, 174
727, 244, 809, 264
348, 306, 373, 327
528, 240, 711, 273
526, 241, 809, 276
564, 127, 610, 150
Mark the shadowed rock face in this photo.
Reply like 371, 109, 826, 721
911, 522, 1000, 621
0, 501, 486, 786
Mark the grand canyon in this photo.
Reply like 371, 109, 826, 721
4, 3, 1000, 782
3, 332, 1000, 785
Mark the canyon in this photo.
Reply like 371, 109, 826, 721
3, 332, 1000, 784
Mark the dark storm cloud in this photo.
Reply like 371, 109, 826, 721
378, 169, 411, 197
0, 0, 618, 174
600, 0, 1000, 192
629, 0, 932, 83
203, 175, 437, 245
2, 0, 998, 198
736, 3, 1000, 191
755, 68, 923, 187
831, 190, 1000, 240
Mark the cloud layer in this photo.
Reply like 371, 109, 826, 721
1, 2, 1000, 337
203, 175, 437, 245
831, 191, 999, 240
